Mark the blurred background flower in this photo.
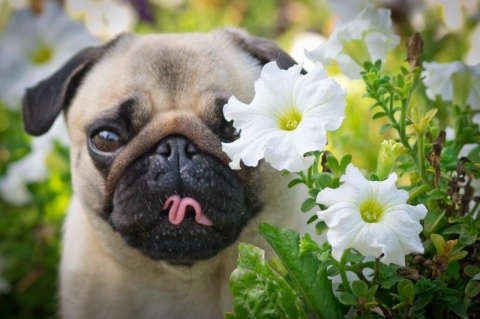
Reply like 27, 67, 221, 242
422, 61, 480, 109
0, 0, 479, 318
0, 1, 99, 108
65, 0, 137, 39
306, 4, 400, 79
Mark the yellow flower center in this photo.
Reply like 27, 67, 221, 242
359, 197, 384, 223
30, 43, 53, 65
278, 108, 302, 131
341, 38, 372, 68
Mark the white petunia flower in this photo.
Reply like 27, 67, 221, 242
316, 164, 427, 266
222, 61, 347, 172
305, 4, 400, 79
422, 61, 480, 109
0, 1, 99, 108
65, 0, 137, 40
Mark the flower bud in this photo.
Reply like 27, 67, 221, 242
376, 140, 403, 180
406, 32, 423, 70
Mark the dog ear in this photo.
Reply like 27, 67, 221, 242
218, 27, 298, 70
22, 36, 124, 136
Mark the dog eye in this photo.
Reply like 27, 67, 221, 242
91, 130, 122, 153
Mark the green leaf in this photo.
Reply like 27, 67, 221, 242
447, 302, 469, 319
315, 173, 333, 189
338, 292, 357, 306
327, 265, 340, 277
391, 301, 407, 310
429, 189, 446, 200
448, 251, 468, 263
339, 155, 352, 172
423, 208, 446, 236
440, 146, 458, 171
442, 224, 464, 235
372, 112, 387, 120
225, 312, 237, 319
288, 178, 304, 188
398, 280, 415, 304
259, 224, 344, 319
345, 253, 365, 263
351, 280, 368, 297
326, 156, 341, 175
365, 285, 378, 300
308, 188, 320, 198
430, 234, 445, 256
379, 123, 393, 135
307, 214, 318, 224
459, 231, 477, 246
465, 278, 480, 298
315, 221, 328, 236
464, 265, 480, 277
229, 243, 307, 319
301, 198, 317, 212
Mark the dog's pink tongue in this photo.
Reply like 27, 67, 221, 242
162, 195, 213, 226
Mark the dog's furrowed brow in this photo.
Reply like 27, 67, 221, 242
115, 98, 136, 132
85, 97, 151, 137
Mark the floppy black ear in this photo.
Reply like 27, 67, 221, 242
218, 27, 299, 71
22, 40, 118, 136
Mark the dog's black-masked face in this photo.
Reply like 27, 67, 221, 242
22, 29, 297, 264
108, 135, 251, 262
82, 89, 263, 263
86, 103, 259, 262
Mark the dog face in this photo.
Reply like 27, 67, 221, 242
22, 28, 296, 263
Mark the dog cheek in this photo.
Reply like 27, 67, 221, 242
71, 150, 107, 214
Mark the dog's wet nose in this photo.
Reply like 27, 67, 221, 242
155, 135, 199, 168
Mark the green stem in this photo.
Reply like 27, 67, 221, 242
399, 99, 409, 148
332, 249, 353, 295
417, 131, 427, 183
298, 171, 308, 185
373, 258, 380, 282
387, 94, 399, 128
408, 184, 430, 203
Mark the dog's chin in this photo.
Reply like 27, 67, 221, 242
105, 151, 257, 263
120, 216, 237, 262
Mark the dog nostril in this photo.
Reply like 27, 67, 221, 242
155, 135, 199, 163
185, 143, 198, 159
156, 141, 172, 157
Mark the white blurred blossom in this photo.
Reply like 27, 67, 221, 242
65, 0, 137, 40
425, 0, 478, 30
222, 61, 346, 172
289, 31, 326, 72
0, 1, 99, 108
0, 116, 69, 205
317, 164, 427, 266
306, 4, 400, 79
422, 61, 480, 109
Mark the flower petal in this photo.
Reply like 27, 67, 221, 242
316, 163, 427, 266
222, 61, 346, 171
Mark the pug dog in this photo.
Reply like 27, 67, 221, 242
22, 28, 311, 319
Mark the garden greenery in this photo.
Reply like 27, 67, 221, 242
224, 5, 480, 319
